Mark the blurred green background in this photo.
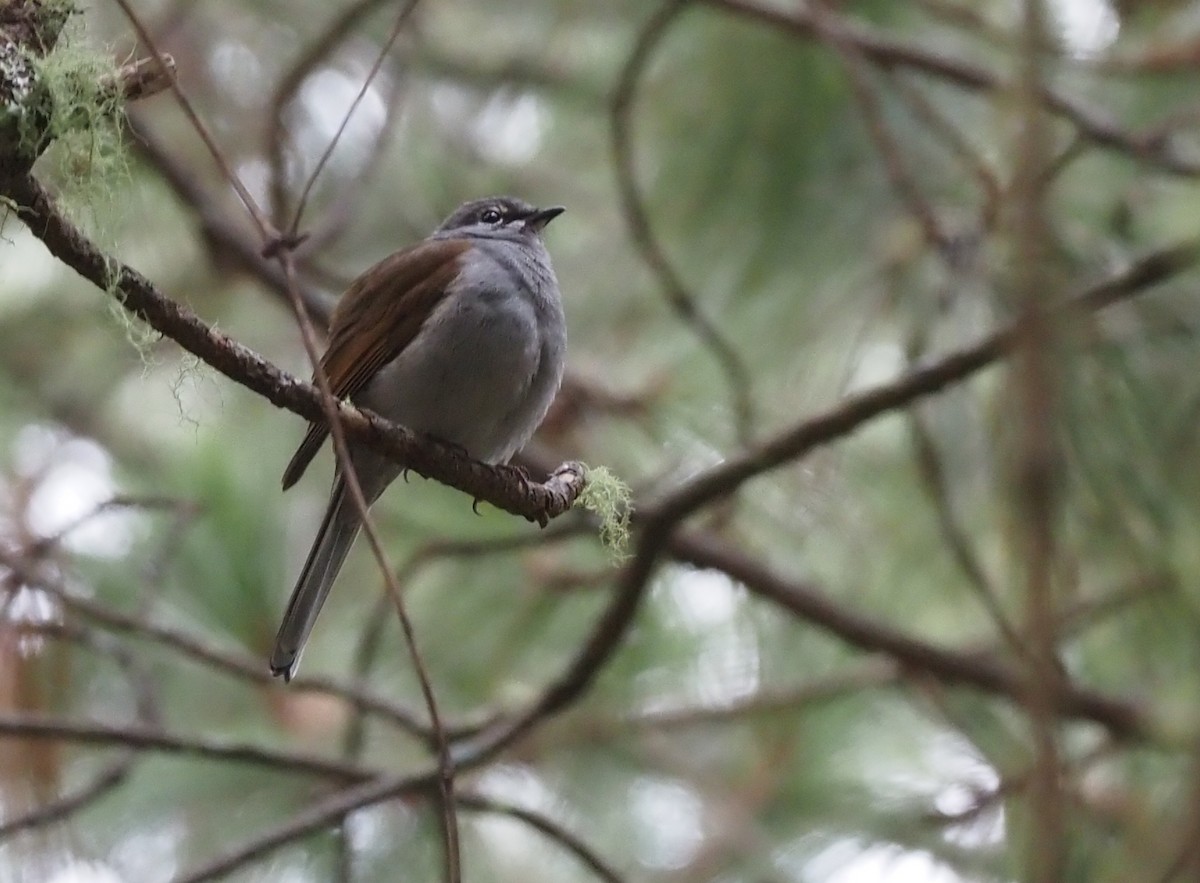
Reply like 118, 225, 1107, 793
3, 0, 1200, 881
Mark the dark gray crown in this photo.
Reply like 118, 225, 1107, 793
436, 196, 539, 233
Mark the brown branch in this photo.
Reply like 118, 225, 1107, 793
102, 53, 176, 102
644, 238, 1200, 530
128, 118, 334, 325
1012, 3, 1066, 879
701, 0, 1200, 177
265, 0, 404, 225
1, 173, 586, 526
0, 713, 374, 782
285, 0, 421, 237
0, 550, 439, 741
485, 240, 1194, 753
0, 756, 131, 839
612, 0, 757, 445
458, 793, 626, 883
668, 530, 1151, 740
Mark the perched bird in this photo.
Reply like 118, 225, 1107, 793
270, 196, 566, 680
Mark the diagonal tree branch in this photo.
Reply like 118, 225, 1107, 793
491, 240, 1196, 750
702, 0, 1200, 176
646, 239, 1200, 528
0, 713, 375, 782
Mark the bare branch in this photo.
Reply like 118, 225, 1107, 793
646, 239, 1200, 530
668, 530, 1151, 740
0, 713, 374, 782
101, 53, 176, 102
459, 792, 626, 883
703, 0, 1200, 176
612, 0, 758, 445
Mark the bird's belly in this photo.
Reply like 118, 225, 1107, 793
356, 294, 546, 464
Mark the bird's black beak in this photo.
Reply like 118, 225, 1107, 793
525, 205, 565, 232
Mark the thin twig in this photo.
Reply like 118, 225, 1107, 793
112, 0, 277, 241
645, 239, 1200, 529
0, 757, 130, 839
127, 118, 334, 325
702, 0, 1200, 177
266, 0, 401, 225
815, 3, 948, 250
612, 0, 757, 445
286, 0, 421, 237
889, 72, 1002, 230
278, 239, 458, 881
907, 399, 1024, 652
0, 712, 372, 781
459, 792, 626, 883
0, 549, 436, 740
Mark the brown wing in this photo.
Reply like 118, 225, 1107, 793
281, 238, 470, 490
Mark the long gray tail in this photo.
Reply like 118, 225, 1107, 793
270, 479, 360, 681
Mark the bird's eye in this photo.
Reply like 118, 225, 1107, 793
480, 207, 503, 224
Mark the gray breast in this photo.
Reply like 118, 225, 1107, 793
357, 237, 566, 464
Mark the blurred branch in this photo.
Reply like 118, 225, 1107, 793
668, 531, 1151, 739
266, 0, 410, 226
177, 767, 435, 882
514, 242, 1194, 752
0, 548, 439, 741
612, 0, 758, 445
28, 493, 196, 556
1011, 2, 1067, 879
128, 117, 335, 325
0, 619, 156, 840
0, 757, 129, 839
458, 793, 625, 883
889, 72, 1001, 230
703, 0, 1200, 176
559, 661, 898, 739
816, 4, 949, 251
645, 239, 1200, 530
0, 712, 373, 781
102, 53, 176, 102
413, 42, 605, 103
1158, 736, 1200, 881
0, 174, 586, 526
283, 0, 421, 238
908, 410, 1024, 652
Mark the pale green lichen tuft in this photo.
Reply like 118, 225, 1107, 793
575, 465, 632, 561
100, 255, 159, 363
31, 34, 129, 225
